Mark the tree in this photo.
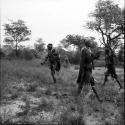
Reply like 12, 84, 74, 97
118, 8, 125, 36
3, 20, 31, 56
60, 35, 99, 64
34, 38, 45, 54
86, 0, 124, 51
60, 34, 98, 51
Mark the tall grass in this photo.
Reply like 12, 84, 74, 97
0, 59, 124, 125
1, 59, 49, 80
0, 59, 76, 98
0, 59, 51, 98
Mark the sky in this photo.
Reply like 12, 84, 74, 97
1, 0, 124, 48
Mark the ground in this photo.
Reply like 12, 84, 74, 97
0, 59, 124, 125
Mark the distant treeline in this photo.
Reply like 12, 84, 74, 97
0, 46, 124, 67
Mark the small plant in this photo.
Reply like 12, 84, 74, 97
1, 107, 14, 124
59, 111, 85, 125
36, 98, 54, 112
26, 83, 38, 92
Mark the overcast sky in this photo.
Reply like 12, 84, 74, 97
1, 0, 124, 47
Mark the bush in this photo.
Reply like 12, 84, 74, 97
5, 49, 35, 60
73, 60, 105, 68
6, 50, 17, 60
21, 49, 34, 60
0, 49, 5, 59
0, 59, 51, 101
60, 111, 85, 125
67, 51, 80, 65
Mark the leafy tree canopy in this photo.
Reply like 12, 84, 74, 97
86, 0, 124, 51
3, 20, 31, 55
60, 34, 98, 51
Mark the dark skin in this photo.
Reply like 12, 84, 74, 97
77, 46, 102, 102
41, 63, 56, 83
41, 47, 57, 83
50, 64, 57, 83
103, 49, 123, 90
77, 72, 102, 102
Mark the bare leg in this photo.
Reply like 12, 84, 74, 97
91, 78, 102, 102
77, 72, 84, 95
102, 73, 108, 86
51, 69, 56, 83
91, 86, 102, 102
111, 69, 123, 90
77, 83, 83, 95
114, 75, 123, 90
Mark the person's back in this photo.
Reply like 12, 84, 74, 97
103, 48, 123, 90
105, 49, 115, 70
109, 51, 115, 65
77, 43, 102, 102
80, 47, 94, 70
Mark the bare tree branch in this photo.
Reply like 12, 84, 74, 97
111, 33, 123, 41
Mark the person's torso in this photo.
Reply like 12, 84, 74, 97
105, 53, 114, 66
48, 49, 60, 64
81, 47, 93, 69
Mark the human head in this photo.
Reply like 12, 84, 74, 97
47, 43, 53, 50
84, 41, 91, 48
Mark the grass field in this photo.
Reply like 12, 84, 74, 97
0, 59, 124, 125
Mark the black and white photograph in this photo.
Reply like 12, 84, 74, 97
0, 0, 124, 125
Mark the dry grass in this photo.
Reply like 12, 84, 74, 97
0, 59, 50, 97
0, 59, 124, 125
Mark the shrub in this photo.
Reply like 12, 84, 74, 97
21, 49, 34, 60
6, 50, 17, 60
60, 111, 85, 125
0, 49, 5, 59
5, 49, 35, 60
0, 59, 49, 100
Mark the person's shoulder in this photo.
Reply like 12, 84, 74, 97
81, 47, 86, 51
52, 49, 59, 55
81, 47, 88, 53
52, 48, 56, 51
